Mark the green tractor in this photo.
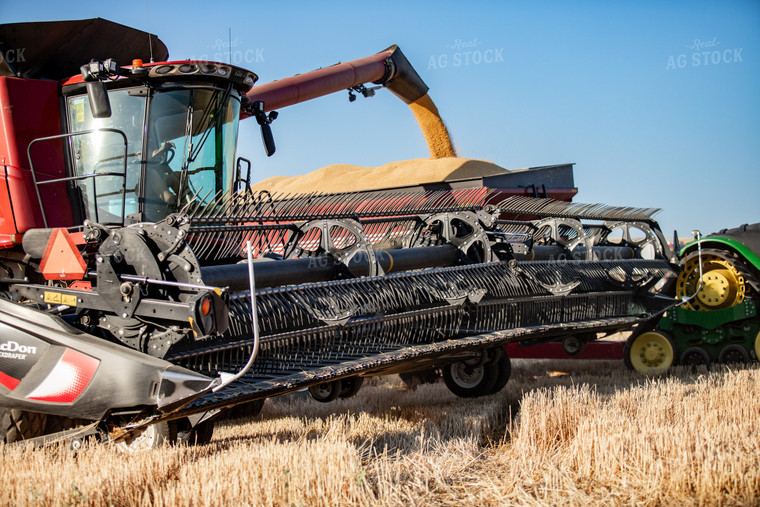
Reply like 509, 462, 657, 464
625, 223, 760, 373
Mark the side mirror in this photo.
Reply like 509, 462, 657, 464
81, 60, 116, 119
251, 100, 277, 157
260, 123, 275, 157
85, 80, 112, 118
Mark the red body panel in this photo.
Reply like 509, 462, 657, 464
0, 77, 72, 246
505, 341, 625, 360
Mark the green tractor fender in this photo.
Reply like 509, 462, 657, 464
679, 223, 760, 271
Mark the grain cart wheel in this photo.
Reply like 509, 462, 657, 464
308, 380, 342, 403
114, 421, 176, 453
338, 376, 364, 399
561, 335, 585, 356
0, 409, 47, 443
443, 353, 499, 398
399, 369, 441, 389
487, 348, 512, 395
719, 345, 749, 365
624, 331, 675, 374
755, 331, 760, 361
679, 347, 711, 368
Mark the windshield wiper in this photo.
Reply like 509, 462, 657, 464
176, 86, 232, 203
188, 85, 231, 163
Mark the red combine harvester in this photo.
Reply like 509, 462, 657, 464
0, 18, 677, 448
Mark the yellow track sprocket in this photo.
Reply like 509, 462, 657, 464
676, 254, 746, 311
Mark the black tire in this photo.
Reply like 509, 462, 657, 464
488, 348, 512, 394
680, 347, 711, 368
338, 376, 364, 399
718, 344, 749, 364
308, 380, 341, 403
399, 369, 441, 388
43, 415, 78, 434
0, 409, 47, 443
225, 399, 266, 420
442, 357, 499, 398
176, 418, 215, 445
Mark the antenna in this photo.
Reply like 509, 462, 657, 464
146, 0, 155, 63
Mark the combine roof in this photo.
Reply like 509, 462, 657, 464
0, 18, 168, 80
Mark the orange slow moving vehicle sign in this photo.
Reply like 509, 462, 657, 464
39, 228, 87, 280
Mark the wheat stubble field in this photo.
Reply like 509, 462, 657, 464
2, 357, 759, 506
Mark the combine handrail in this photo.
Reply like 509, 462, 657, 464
27, 128, 129, 227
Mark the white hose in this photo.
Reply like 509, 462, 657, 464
212, 240, 260, 391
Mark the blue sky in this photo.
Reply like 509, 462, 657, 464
3, 1, 759, 237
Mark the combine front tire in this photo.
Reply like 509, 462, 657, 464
624, 331, 675, 374
0, 409, 47, 443
176, 418, 215, 445
114, 421, 176, 452
225, 399, 266, 420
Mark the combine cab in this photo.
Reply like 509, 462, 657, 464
0, 19, 679, 447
